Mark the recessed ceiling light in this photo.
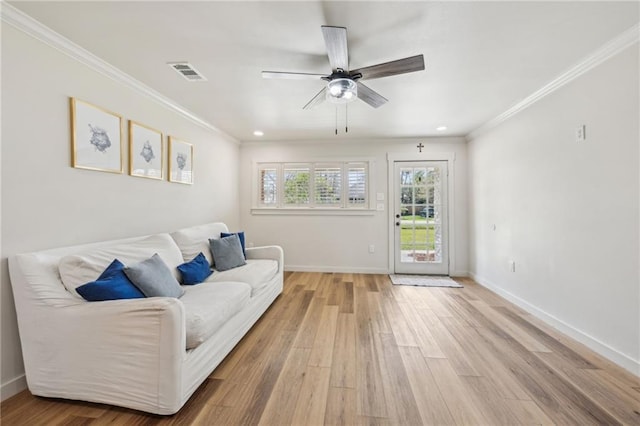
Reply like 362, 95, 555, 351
436, 126, 447, 131
253, 130, 264, 136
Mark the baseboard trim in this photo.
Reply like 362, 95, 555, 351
1, 374, 27, 401
285, 265, 390, 274
469, 272, 640, 377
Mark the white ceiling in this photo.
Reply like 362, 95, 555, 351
9, 1, 639, 142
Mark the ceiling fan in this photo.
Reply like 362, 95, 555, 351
262, 26, 425, 110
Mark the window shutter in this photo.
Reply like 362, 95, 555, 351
283, 165, 310, 205
258, 165, 278, 206
347, 163, 367, 207
314, 165, 342, 206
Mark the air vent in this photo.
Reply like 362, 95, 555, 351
167, 62, 207, 82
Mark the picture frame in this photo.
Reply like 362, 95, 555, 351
70, 97, 123, 173
129, 120, 164, 180
168, 136, 193, 184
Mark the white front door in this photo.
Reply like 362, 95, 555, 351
394, 161, 449, 275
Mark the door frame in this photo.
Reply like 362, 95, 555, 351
387, 152, 456, 275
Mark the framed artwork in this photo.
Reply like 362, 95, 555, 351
168, 136, 193, 184
70, 98, 123, 173
129, 121, 163, 180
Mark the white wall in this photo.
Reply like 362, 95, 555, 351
468, 45, 639, 374
1, 25, 240, 398
239, 138, 468, 276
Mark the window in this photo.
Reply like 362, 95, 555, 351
254, 161, 372, 212
314, 165, 342, 206
259, 166, 278, 206
347, 164, 367, 206
284, 165, 310, 205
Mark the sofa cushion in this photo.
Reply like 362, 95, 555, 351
177, 252, 212, 285
209, 235, 246, 271
124, 254, 184, 298
206, 259, 278, 296
59, 234, 183, 297
181, 281, 251, 349
76, 259, 145, 301
170, 223, 230, 267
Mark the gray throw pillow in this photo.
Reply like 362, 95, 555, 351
209, 234, 247, 271
124, 253, 184, 298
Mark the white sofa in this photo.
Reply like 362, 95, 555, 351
8, 222, 283, 415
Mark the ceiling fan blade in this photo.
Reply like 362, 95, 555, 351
321, 26, 348, 71
356, 82, 388, 108
303, 87, 327, 110
262, 71, 326, 80
350, 54, 425, 80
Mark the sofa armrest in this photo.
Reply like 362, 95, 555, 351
245, 245, 284, 272
22, 297, 186, 414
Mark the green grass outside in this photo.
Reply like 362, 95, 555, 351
400, 226, 436, 250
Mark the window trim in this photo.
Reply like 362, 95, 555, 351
252, 158, 376, 216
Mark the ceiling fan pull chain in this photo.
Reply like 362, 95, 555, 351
335, 107, 338, 135
345, 104, 348, 133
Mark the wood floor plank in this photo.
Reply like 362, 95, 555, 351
234, 329, 298, 425
374, 333, 422, 425
440, 315, 531, 401
290, 366, 331, 426
340, 281, 354, 314
505, 399, 555, 426
537, 351, 640, 425
426, 357, 493, 425
324, 387, 357, 426
494, 306, 597, 369
309, 305, 339, 367
381, 295, 419, 347
355, 287, 389, 419
474, 325, 622, 425
292, 296, 327, 349
258, 347, 311, 426
329, 313, 357, 389
396, 300, 446, 358
425, 312, 482, 377
4, 273, 639, 426
398, 346, 456, 425
467, 298, 552, 353
460, 375, 522, 425
367, 292, 391, 334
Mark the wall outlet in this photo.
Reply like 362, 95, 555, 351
509, 260, 516, 272
369, 244, 375, 253
376, 203, 385, 211
576, 125, 586, 142
376, 192, 385, 201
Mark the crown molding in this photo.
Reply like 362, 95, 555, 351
0, 2, 238, 145
467, 23, 640, 141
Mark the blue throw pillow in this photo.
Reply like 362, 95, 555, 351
76, 259, 145, 301
220, 231, 246, 258
177, 252, 212, 285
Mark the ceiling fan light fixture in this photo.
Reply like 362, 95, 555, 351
326, 78, 357, 104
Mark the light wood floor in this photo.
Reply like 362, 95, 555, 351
2, 272, 640, 425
